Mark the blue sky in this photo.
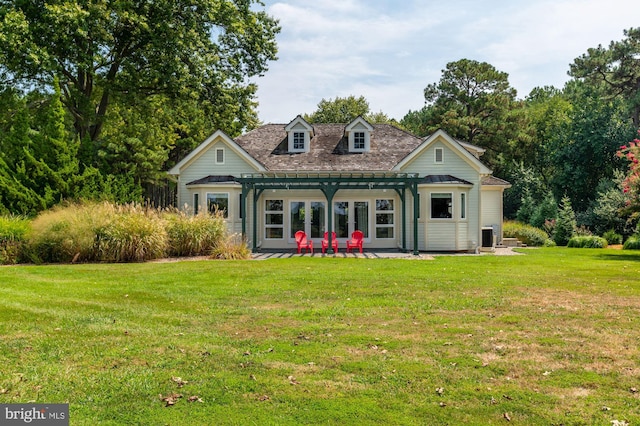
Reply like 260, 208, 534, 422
253, 0, 640, 123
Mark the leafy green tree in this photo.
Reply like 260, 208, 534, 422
530, 192, 558, 229
550, 81, 635, 212
554, 196, 577, 246
569, 27, 640, 128
402, 59, 528, 172
588, 170, 634, 236
0, 0, 280, 151
304, 96, 371, 124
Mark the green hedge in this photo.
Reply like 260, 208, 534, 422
567, 236, 608, 249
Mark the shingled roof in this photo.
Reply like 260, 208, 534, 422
234, 123, 423, 172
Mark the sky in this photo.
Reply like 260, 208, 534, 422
253, 0, 640, 124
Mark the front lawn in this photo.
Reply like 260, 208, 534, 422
1, 248, 639, 425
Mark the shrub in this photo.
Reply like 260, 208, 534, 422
603, 230, 623, 245
503, 221, 552, 247
623, 236, 640, 250
164, 210, 226, 257
211, 233, 251, 260
0, 215, 30, 264
567, 236, 608, 248
27, 202, 114, 263
95, 204, 167, 262
554, 196, 577, 246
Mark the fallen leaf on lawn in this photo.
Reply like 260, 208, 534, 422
630, 387, 638, 393
288, 375, 299, 385
490, 397, 497, 405
543, 371, 551, 376
249, 374, 256, 381
171, 377, 188, 387
439, 402, 446, 407
503, 412, 511, 421
266, 347, 274, 353
243, 351, 251, 356
258, 395, 270, 401
187, 395, 204, 403
602, 406, 611, 411
436, 387, 444, 396
502, 394, 512, 401
160, 393, 182, 406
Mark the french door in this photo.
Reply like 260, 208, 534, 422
333, 201, 369, 238
290, 201, 326, 239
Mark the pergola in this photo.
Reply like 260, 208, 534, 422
237, 172, 422, 255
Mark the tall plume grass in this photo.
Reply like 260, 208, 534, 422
164, 209, 226, 257
0, 215, 30, 264
25, 202, 229, 263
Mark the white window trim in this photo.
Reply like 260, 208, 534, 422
206, 192, 230, 218
348, 130, 370, 152
288, 131, 309, 153
434, 147, 444, 164
460, 192, 467, 220
375, 198, 395, 239
430, 192, 453, 220
215, 147, 225, 164
264, 199, 284, 240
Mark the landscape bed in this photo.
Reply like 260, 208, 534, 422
1, 247, 639, 425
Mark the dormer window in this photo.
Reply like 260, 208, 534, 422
345, 116, 373, 153
285, 115, 314, 153
293, 132, 305, 150
354, 132, 366, 150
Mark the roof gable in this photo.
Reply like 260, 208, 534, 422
167, 130, 265, 175
393, 129, 492, 175
344, 116, 374, 133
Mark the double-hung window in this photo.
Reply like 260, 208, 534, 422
265, 199, 284, 239
207, 193, 229, 218
375, 199, 394, 238
293, 132, 305, 151
353, 132, 366, 150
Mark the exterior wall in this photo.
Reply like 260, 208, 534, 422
250, 189, 405, 251
176, 137, 257, 209
481, 188, 505, 244
399, 135, 483, 252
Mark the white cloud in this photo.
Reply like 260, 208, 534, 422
254, 0, 640, 123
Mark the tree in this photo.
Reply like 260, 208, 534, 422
617, 132, 640, 221
550, 81, 635, 212
554, 196, 577, 246
402, 59, 527, 172
569, 27, 640, 128
0, 0, 280, 152
304, 96, 370, 124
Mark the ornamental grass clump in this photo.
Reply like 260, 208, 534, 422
95, 204, 167, 262
0, 215, 30, 264
210, 233, 251, 260
567, 235, 608, 248
503, 220, 552, 247
164, 209, 226, 257
27, 202, 115, 263
623, 235, 640, 250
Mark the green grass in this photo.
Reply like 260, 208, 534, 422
1, 248, 640, 425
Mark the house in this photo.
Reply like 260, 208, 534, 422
167, 116, 510, 254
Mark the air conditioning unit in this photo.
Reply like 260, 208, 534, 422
481, 227, 495, 252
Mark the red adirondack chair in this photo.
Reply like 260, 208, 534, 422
295, 230, 313, 254
346, 230, 364, 253
321, 231, 339, 254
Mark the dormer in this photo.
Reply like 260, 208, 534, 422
284, 115, 314, 153
345, 116, 374, 153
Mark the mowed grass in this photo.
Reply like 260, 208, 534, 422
1, 248, 639, 425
